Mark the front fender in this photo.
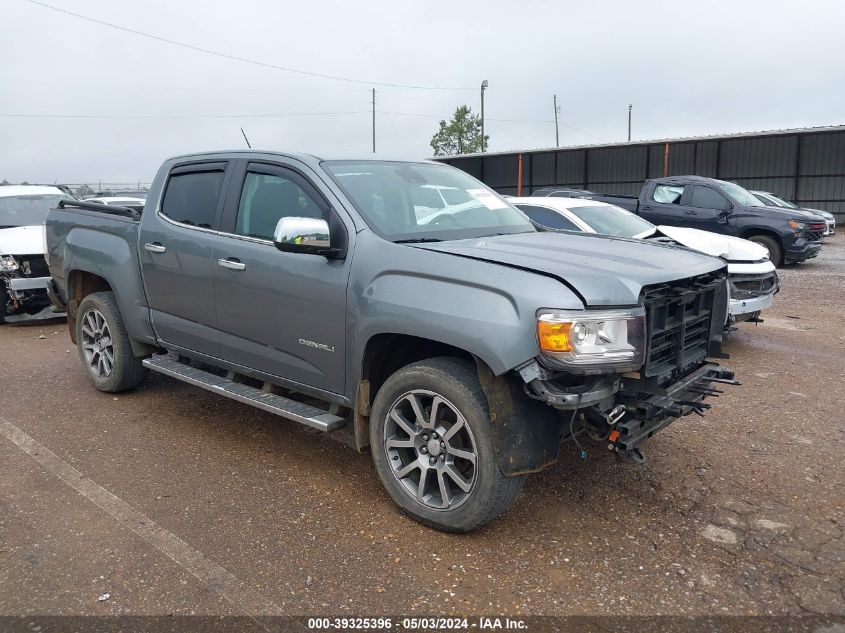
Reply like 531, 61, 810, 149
345, 232, 583, 397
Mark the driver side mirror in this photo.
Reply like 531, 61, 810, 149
273, 217, 340, 258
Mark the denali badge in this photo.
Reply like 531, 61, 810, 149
299, 338, 335, 353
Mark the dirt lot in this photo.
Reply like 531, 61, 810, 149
1, 238, 843, 620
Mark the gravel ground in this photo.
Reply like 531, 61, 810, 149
0, 238, 843, 619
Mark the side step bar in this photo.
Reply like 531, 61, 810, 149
142, 355, 346, 432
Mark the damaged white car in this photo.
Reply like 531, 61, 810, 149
509, 196, 778, 330
0, 186, 71, 323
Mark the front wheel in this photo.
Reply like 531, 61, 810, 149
76, 291, 148, 392
747, 234, 783, 268
369, 357, 525, 532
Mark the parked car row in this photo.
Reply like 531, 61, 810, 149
533, 175, 830, 267
508, 196, 778, 331
4, 155, 831, 533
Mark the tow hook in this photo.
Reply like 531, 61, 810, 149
607, 430, 647, 464
606, 429, 647, 464
628, 448, 646, 464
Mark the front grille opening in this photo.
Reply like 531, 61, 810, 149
730, 272, 777, 299
641, 273, 722, 388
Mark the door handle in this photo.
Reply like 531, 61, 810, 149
641, 205, 653, 211
144, 242, 166, 254
218, 257, 246, 271
686, 210, 698, 215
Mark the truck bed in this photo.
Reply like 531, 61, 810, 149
45, 204, 154, 347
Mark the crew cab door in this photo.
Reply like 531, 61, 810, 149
639, 183, 689, 226
139, 161, 229, 356
211, 159, 350, 395
685, 185, 733, 235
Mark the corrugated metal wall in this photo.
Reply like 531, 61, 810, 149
438, 127, 845, 220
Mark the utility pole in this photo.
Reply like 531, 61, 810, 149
553, 94, 561, 147
627, 104, 632, 142
371, 88, 376, 154
480, 79, 488, 153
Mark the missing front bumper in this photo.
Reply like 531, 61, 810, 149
610, 364, 739, 452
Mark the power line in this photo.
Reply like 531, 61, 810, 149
23, 0, 474, 91
0, 112, 369, 119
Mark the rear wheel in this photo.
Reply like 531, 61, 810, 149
747, 234, 783, 267
369, 357, 525, 532
76, 291, 148, 392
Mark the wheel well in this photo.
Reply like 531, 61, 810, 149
361, 334, 473, 408
739, 228, 782, 245
66, 270, 112, 343
351, 334, 475, 451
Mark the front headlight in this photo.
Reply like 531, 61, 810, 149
0, 255, 19, 273
537, 307, 646, 374
788, 219, 805, 231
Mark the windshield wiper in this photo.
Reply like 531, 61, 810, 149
393, 237, 443, 244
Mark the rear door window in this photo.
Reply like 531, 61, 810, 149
652, 185, 685, 204
161, 169, 225, 229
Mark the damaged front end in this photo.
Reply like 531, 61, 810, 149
0, 254, 65, 323
494, 271, 739, 470
727, 268, 779, 327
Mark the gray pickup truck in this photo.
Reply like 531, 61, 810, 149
46, 151, 737, 532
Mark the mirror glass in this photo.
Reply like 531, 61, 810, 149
273, 217, 331, 253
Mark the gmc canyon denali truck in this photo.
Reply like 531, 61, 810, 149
46, 151, 737, 532
583, 176, 825, 267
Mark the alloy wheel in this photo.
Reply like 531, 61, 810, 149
383, 389, 478, 510
80, 309, 114, 378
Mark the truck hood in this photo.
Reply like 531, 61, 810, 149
652, 225, 768, 262
0, 225, 46, 256
758, 206, 825, 222
416, 232, 725, 306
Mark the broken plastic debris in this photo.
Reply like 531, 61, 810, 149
97, 593, 110, 602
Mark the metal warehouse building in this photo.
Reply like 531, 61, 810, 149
437, 125, 845, 220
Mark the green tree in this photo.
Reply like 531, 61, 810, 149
430, 105, 488, 156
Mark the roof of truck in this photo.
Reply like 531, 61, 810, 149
0, 185, 68, 198
165, 150, 440, 165
649, 175, 720, 184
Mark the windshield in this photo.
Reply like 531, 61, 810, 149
762, 192, 798, 209
0, 194, 71, 227
566, 204, 655, 237
323, 161, 535, 242
716, 181, 764, 207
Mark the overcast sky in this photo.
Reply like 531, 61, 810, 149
2, 0, 844, 185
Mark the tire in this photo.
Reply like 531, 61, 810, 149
75, 291, 148, 392
747, 234, 783, 268
369, 357, 525, 532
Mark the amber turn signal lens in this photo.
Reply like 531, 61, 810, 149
538, 320, 573, 352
